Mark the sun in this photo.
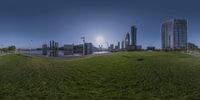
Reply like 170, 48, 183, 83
95, 36, 105, 45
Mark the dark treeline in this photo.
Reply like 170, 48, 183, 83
0, 45, 16, 53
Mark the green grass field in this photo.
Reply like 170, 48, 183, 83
1, 52, 200, 99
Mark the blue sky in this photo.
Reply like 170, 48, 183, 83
0, 0, 200, 49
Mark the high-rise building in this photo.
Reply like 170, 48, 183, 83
121, 40, 124, 50
115, 46, 118, 50
42, 44, 48, 55
161, 19, 187, 50
125, 32, 130, 49
117, 42, 120, 49
110, 44, 114, 50
49, 40, 59, 57
131, 26, 137, 46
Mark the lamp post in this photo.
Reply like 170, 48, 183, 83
81, 37, 85, 56
30, 40, 33, 56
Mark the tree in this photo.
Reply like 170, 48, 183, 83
8, 45, 16, 51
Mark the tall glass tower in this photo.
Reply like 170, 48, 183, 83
125, 32, 130, 49
131, 26, 137, 46
161, 19, 187, 50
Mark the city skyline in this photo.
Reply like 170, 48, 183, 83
0, 0, 200, 49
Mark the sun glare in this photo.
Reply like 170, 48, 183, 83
95, 36, 104, 45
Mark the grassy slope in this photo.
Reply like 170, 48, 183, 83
1, 52, 200, 99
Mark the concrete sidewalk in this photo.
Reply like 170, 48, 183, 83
185, 50, 200, 57
0, 53, 13, 57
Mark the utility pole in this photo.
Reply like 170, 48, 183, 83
81, 37, 85, 56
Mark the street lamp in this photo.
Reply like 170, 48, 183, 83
81, 37, 85, 56
30, 40, 33, 56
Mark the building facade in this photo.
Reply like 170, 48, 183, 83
109, 44, 114, 50
161, 19, 187, 50
73, 43, 93, 55
64, 44, 74, 55
125, 32, 130, 49
42, 44, 48, 55
117, 42, 120, 50
84, 43, 93, 55
131, 26, 137, 46
49, 40, 59, 57
121, 40, 124, 50
73, 44, 83, 54
147, 46, 156, 51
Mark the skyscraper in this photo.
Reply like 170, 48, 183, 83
161, 19, 187, 50
125, 32, 130, 49
118, 42, 120, 49
110, 44, 114, 50
121, 40, 124, 50
131, 26, 137, 46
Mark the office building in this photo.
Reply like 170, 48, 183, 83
115, 46, 118, 50
85, 43, 93, 55
73, 43, 93, 55
131, 26, 137, 46
125, 32, 130, 49
161, 19, 187, 50
118, 42, 120, 49
49, 40, 59, 57
110, 44, 114, 50
64, 44, 74, 55
42, 44, 48, 55
121, 40, 124, 50
147, 46, 156, 51
73, 44, 83, 54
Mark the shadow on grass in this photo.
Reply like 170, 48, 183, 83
122, 55, 144, 61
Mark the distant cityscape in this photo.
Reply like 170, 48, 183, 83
0, 18, 199, 57
108, 19, 198, 52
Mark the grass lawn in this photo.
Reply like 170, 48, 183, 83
1, 52, 200, 99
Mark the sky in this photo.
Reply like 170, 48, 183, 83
0, 0, 200, 49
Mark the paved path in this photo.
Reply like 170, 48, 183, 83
0, 53, 12, 57
19, 52, 113, 60
0, 51, 113, 61
184, 50, 200, 57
